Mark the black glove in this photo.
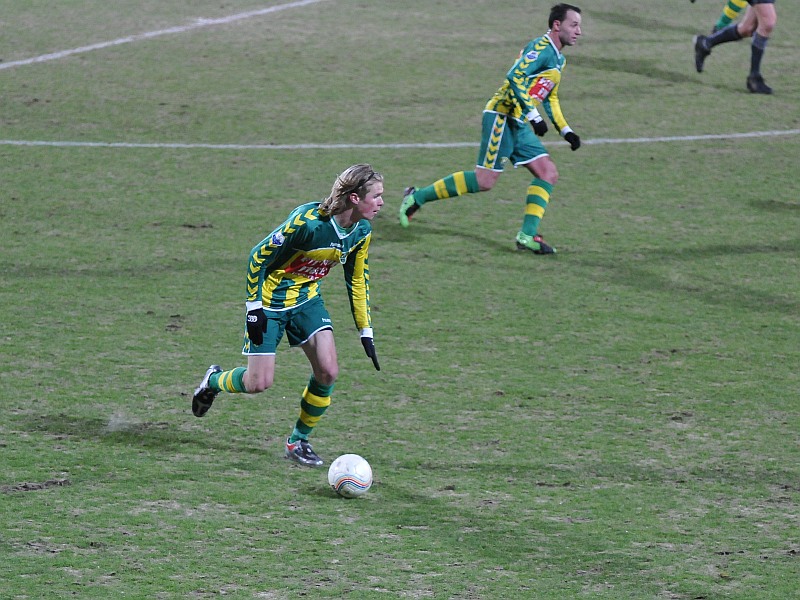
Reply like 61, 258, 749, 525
246, 309, 267, 346
564, 132, 581, 151
360, 335, 380, 371
531, 118, 548, 137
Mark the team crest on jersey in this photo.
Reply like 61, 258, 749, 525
525, 50, 539, 61
271, 232, 285, 246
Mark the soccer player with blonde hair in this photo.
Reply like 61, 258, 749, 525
191, 164, 383, 467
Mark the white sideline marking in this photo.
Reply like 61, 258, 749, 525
588, 129, 800, 145
0, 0, 329, 71
1, 129, 799, 150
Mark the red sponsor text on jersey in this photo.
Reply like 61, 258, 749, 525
528, 77, 555, 102
285, 257, 337, 280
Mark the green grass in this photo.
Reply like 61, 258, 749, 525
2, 1, 799, 598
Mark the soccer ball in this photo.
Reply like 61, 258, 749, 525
327, 454, 373, 498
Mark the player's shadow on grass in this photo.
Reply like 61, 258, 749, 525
575, 238, 800, 316
590, 10, 699, 37
749, 198, 800, 213
18, 412, 268, 457
572, 53, 760, 95
385, 220, 521, 257
570, 56, 691, 86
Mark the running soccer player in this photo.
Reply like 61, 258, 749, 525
694, 0, 778, 94
398, 3, 583, 255
191, 164, 383, 467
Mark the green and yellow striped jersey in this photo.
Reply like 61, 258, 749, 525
245, 202, 373, 331
484, 33, 570, 133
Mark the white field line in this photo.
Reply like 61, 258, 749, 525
1, 130, 799, 151
0, 0, 329, 71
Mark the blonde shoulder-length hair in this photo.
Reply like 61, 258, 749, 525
319, 164, 383, 216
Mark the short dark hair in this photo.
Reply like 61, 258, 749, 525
549, 3, 581, 28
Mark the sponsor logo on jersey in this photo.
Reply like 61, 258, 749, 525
528, 77, 555, 102
285, 257, 336, 281
271, 232, 285, 246
525, 50, 539, 61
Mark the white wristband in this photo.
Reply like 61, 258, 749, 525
359, 327, 374, 339
246, 301, 263, 312
527, 110, 543, 123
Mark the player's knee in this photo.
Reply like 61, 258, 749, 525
759, 21, 775, 36
314, 361, 339, 385
543, 164, 559, 185
475, 170, 499, 192
530, 158, 558, 184
738, 22, 756, 37
759, 8, 777, 33
315, 366, 338, 387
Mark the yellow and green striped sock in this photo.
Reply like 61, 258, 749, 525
715, 0, 746, 31
521, 178, 553, 236
413, 171, 480, 206
210, 367, 247, 393
290, 377, 334, 441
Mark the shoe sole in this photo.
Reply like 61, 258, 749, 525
192, 393, 215, 417
192, 366, 221, 417
693, 36, 709, 73
515, 241, 556, 255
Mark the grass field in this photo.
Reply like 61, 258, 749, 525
2, 1, 799, 598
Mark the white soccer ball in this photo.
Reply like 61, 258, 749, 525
327, 454, 373, 498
